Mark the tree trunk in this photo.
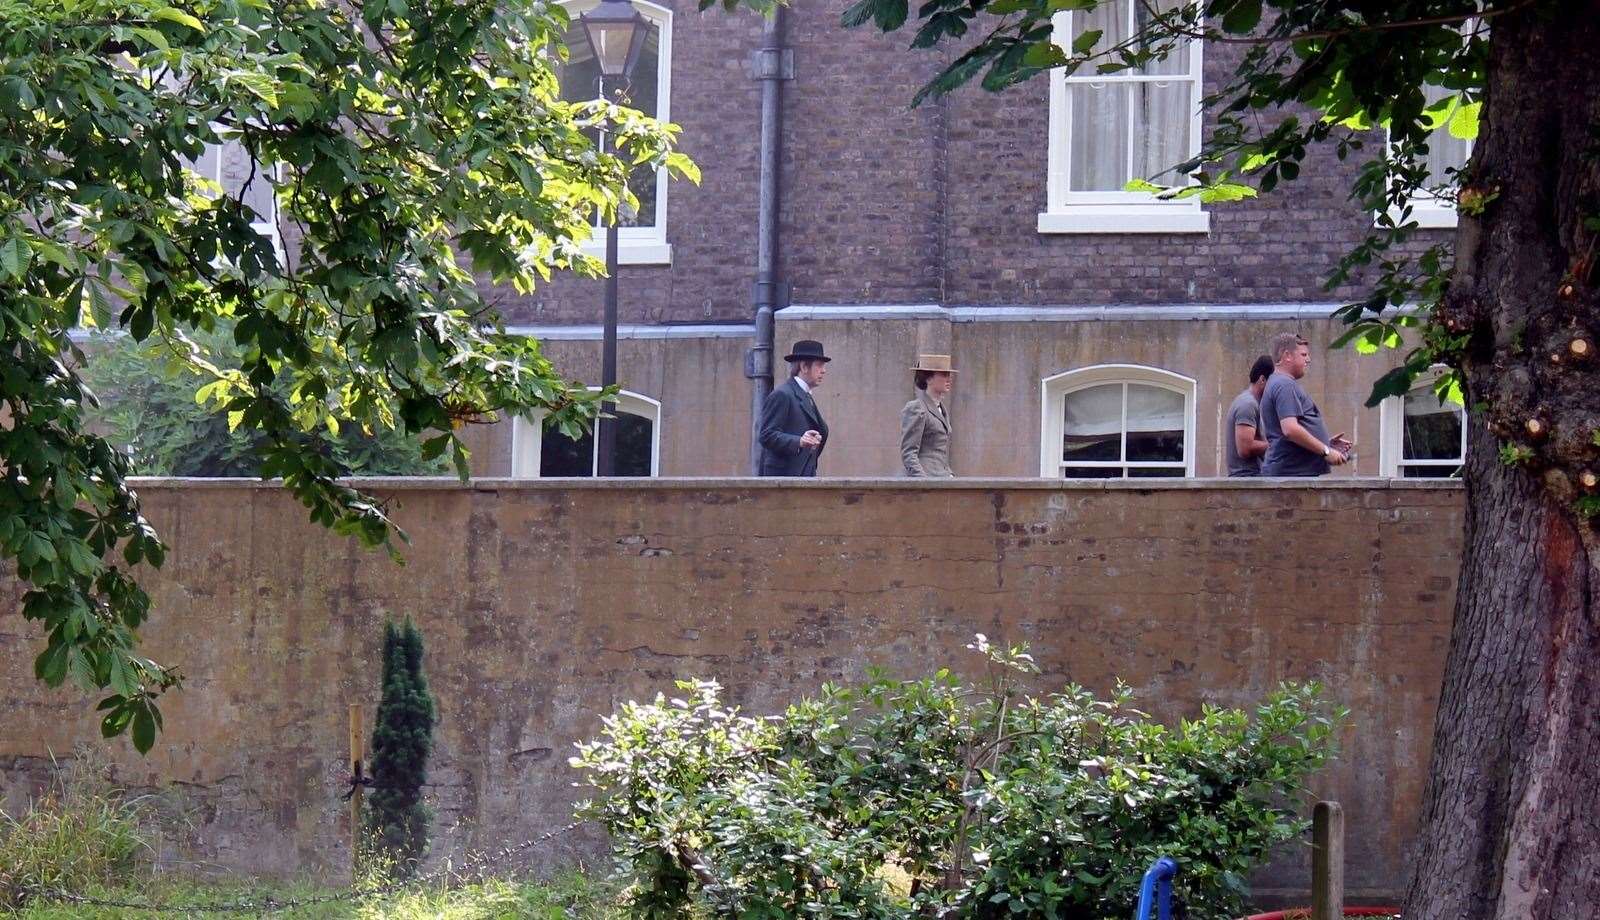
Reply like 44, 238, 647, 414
1404, 4, 1600, 918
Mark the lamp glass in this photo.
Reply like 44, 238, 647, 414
579, 1, 647, 78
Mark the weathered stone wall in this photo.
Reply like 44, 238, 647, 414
0, 480, 1461, 904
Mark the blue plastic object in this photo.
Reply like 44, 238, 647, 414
1132, 856, 1180, 920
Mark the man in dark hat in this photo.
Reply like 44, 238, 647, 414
758, 340, 831, 477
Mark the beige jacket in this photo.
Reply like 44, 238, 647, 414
900, 391, 954, 477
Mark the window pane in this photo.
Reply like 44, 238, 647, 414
1134, 0, 1189, 75
1401, 464, 1462, 479
1062, 384, 1124, 462
1132, 81, 1192, 183
1075, 0, 1128, 54
1124, 384, 1185, 462
541, 428, 594, 477
1128, 467, 1186, 478
558, 24, 603, 104
620, 28, 661, 223
559, 18, 662, 227
614, 411, 654, 477
1421, 85, 1472, 191
1062, 466, 1123, 479
1068, 83, 1130, 192
1402, 386, 1464, 461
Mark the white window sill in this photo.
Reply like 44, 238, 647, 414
578, 239, 673, 266
1382, 204, 1458, 230
1037, 207, 1210, 235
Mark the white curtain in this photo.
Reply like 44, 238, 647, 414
1126, 384, 1184, 434
1063, 384, 1125, 437
1068, 0, 1195, 191
1133, 81, 1190, 184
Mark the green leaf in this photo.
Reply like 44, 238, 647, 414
1220, 0, 1262, 33
88, 281, 116, 329
1070, 29, 1102, 54
132, 26, 170, 50
132, 705, 158, 753
1023, 41, 1069, 70
1365, 364, 1419, 408
1447, 100, 1480, 141
0, 236, 31, 280
150, 7, 205, 31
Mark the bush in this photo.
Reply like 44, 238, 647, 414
364, 617, 437, 876
572, 637, 1345, 920
0, 756, 151, 910
77, 327, 451, 477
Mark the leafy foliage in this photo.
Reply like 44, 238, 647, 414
573, 637, 1343, 920
364, 618, 436, 877
78, 329, 452, 477
0, 0, 700, 747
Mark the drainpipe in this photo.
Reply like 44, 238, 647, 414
746, 6, 792, 475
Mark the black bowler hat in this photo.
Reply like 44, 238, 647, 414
783, 340, 831, 363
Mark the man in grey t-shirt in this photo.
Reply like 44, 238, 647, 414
1225, 355, 1275, 476
1260, 333, 1353, 476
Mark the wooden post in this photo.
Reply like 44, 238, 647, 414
1312, 800, 1345, 920
349, 703, 364, 879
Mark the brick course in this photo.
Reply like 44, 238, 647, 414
495, 0, 1455, 325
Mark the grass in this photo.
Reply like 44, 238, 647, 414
3, 873, 621, 919
1, 753, 621, 919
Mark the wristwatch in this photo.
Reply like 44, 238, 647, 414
1321, 445, 1331, 458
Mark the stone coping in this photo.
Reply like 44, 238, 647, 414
125, 476, 1464, 492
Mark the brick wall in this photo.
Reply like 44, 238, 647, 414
490, 0, 1456, 326
0, 479, 1461, 904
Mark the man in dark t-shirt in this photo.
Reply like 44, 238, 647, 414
1260, 333, 1353, 477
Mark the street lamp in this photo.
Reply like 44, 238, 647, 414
579, 0, 649, 476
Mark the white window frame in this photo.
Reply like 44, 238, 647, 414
561, 0, 674, 266
510, 388, 662, 477
1039, 364, 1197, 477
1382, 89, 1475, 230
189, 140, 283, 271
1040, 4, 1208, 235
1377, 367, 1466, 478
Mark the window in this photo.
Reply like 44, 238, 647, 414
1386, 84, 1475, 229
511, 390, 661, 477
1041, 0, 1207, 234
188, 140, 281, 268
1039, 365, 1196, 477
1378, 369, 1465, 478
558, 0, 673, 265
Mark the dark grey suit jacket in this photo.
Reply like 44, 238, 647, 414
758, 378, 828, 477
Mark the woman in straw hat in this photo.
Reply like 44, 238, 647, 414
900, 354, 956, 477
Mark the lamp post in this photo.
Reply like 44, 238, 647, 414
578, 0, 649, 476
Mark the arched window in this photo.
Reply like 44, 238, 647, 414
511, 390, 661, 478
1378, 368, 1465, 478
1039, 365, 1196, 478
557, 0, 673, 265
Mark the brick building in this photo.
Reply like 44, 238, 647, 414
462, 0, 1471, 481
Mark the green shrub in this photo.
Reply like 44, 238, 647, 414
572, 637, 1344, 920
0, 756, 151, 910
364, 618, 436, 877
77, 327, 451, 477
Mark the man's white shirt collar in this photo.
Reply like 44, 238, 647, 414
794, 377, 811, 394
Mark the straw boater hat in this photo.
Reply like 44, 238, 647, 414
910, 354, 958, 373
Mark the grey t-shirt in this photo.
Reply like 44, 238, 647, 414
1260, 372, 1331, 477
1225, 389, 1262, 477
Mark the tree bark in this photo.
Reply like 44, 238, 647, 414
1404, 4, 1600, 918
